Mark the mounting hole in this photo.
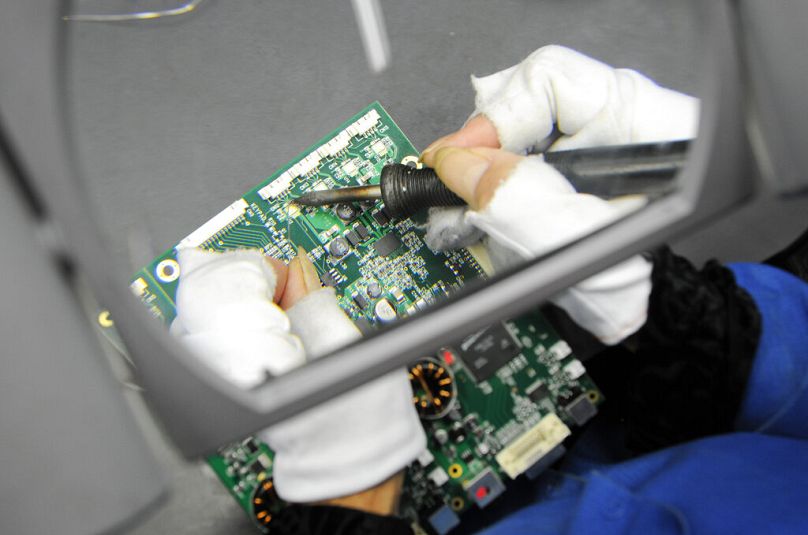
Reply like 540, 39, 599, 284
450, 497, 465, 511
448, 463, 463, 479
587, 390, 600, 403
155, 258, 180, 283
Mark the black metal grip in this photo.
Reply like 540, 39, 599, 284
380, 163, 465, 218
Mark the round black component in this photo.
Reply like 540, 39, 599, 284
329, 237, 350, 258
367, 282, 382, 298
335, 203, 357, 221
409, 358, 456, 419
251, 478, 284, 533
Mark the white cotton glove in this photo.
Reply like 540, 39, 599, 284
259, 290, 426, 503
466, 157, 654, 344
422, 45, 700, 345
471, 44, 699, 151
171, 248, 426, 503
170, 248, 306, 386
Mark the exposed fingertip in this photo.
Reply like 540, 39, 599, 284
432, 147, 492, 208
265, 255, 289, 303
421, 139, 450, 167
295, 248, 322, 292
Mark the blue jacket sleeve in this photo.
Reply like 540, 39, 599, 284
731, 263, 808, 438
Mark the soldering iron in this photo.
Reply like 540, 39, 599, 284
293, 140, 690, 218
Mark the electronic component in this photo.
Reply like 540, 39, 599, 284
250, 479, 282, 533
495, 413, 571, 479
130, 277, 148, 297
371, 139, 388, 156
372, 209, 390, 226
391, 287, 406, 303
342, 160, 359, 177
328, 237, 350, 259
564, 394, 598, 426
179, 199, 249, 248
417, 449, 435, 467
345, 230, 361, 247
527, 382, 550, 403
353, 293, 368, 310
366, 282, 382, 298
548, 340, 573, 360
409, 358, 456, 419
428, 466, 450, 487
335, 203, 357, 221
374, 298, 398, 323
456, 323, 521, 382
257, 172, 294, 201
525, 444, 566, 481
243, 438, 259, 454
320, 271, 339, 287
354, 223, 370, 240
250, 460, 265, 475
428, 505, 460, 535
373, 233, 401, 257
465, 468, 506, 509
434, 428, 449, 445
449, 422, 465, 443
563, 359, 586, 380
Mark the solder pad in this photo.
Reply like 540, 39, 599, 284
130, 102, 601, 534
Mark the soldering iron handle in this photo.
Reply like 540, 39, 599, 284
380, 139, 692, 217
542, 139, 691, 198
380, 164, 465, 218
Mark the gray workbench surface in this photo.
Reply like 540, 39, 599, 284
67, 1, 806, 533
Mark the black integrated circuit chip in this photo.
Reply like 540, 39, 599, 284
373, 209, 390, 226
374, 233, 401, 257
565, 395, 598, 426
321, 271, 339, 287
354, 223, 370, 240
528, 383, 550, 403
456, 323, 521, 382
250, 460, 265, 474
353, 293, 368, 310
345, 230, 361, 247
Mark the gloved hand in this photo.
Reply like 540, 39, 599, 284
171, 247, 426, 505
422, 45, 700, 345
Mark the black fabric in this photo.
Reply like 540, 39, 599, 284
271, 504, 412, 535
622, 246, 762, 453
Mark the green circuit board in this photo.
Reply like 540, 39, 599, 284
130, 102, 601, 534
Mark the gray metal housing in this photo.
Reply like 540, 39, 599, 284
0, 3, 166, 534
